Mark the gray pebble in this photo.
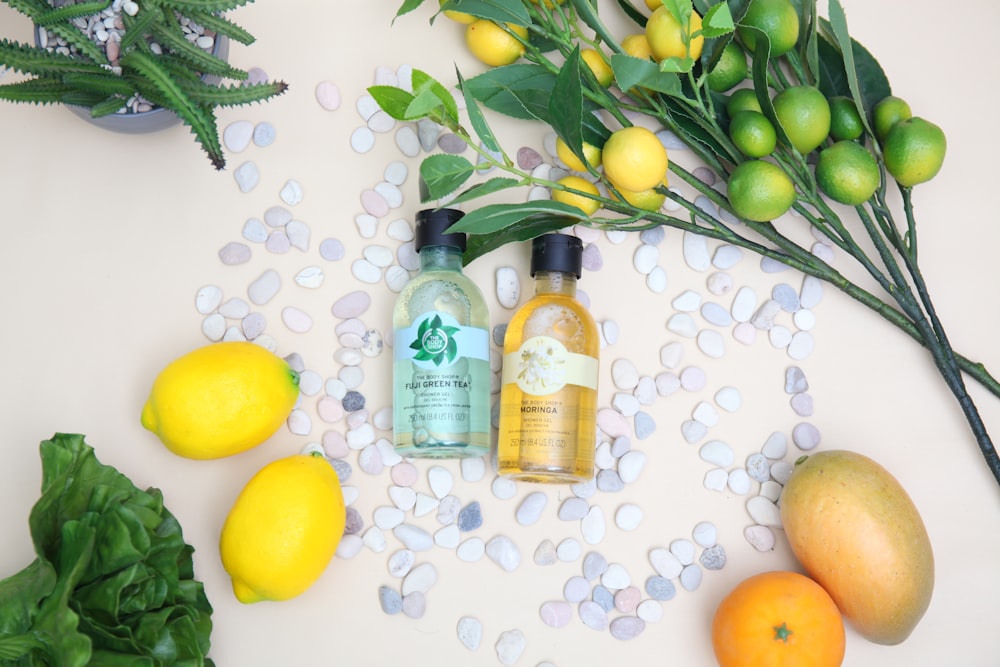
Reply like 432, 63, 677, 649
701, 301, 732, 327
342, 390, 365, 411
319, 237, 346, 261
609, 616, 646, 641
438, 132, 466, 153
644, 575, 676, 601
679, 563, 703, 591
791, 392, 814, 416
699, 544, 727, 570
516, 146, 542, 169
379, 585, 403, 614
265, 230, 291, 254
563, 575, 591, 603
458, 501, 483, 532
772, 283, 800, 312
558, 497, 590, 521
639, 226, 666, 245
242, 217, 268, 243
247, 269, 281, 305
492, 323, 508, 346
583, 551, 609, 580
596, 469, 624, 493
592, 584, 615, 612
219, 241, 251, 265
634, 411, 656, 439
581, 243, 603, 271
331, 458, 352, 484
344, 507, 364, 535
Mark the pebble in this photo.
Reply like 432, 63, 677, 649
602, 563, 631, 589
672, 289, 701, 312
319, 237, 346, 261
745, 453, 771, 483
242, 217, 268, 243
379, 585, 403, 615
794, 308, 816, 330
315, 80, 341, 110
294, 266, 324, 289
679, 564, 703, 591
388, 549, 415, 578
800, 275, 824, 308
730, 286, 757, 322
791, 392, 814, 416
578, 600, 609, 630
534, 539, 558, 566
336, 534, 363, 558
201, 314, 226, 340
704, 468, 728, 491
744, 525, 776, 551
247, 269, 281, 305
350, 126, 376, 153
732, 322, 757, 344
682, 232, 710, 271
491, 476, 517, 500
401, 562, 437, 596
634, 376, 656, 405
435, 524, 460, 549
646, 266, 668, 293
389, 486, 416, 512
331, 290, 371, 318
681, 419, 708, 444
393, 524, 434, 551
666, 313, 698, 337
557, 538, 582, 562
286, 221, 310, 251
596, 469, 624, 492
761, 431, 788, 459
495, 629, 527, 666
517, 146, 543, 169
457, 616, 483, 651
515, 491, 548, 526
558, 497, 590, 521
633, 411, 656, 439
495, 266, 520, 308
760, 480, 783, 502
728, 467, 752, 494
602, 320, 620, 345
281, 306, 312, 333
769, 325, 793, 349
612, 358, 640, 389
645, 575, 676, 601
609, 616, 646, 641
696, 330, 726, 358
581, 505, 606, 545
772, 283, 800, 312
693, 401, 720, 427
712, 244, 742, 269
436, 495, 462, 524
618, 450, 646, 483
592, 585, 615, 612
746, 496, 783, 527
771, 460, 795, 484
614, 586, 641, 613
793, 422, 821, 450
540, 601, 573, 628
265, 230, 291, 254
486, 535, 521, 572
637, 599, 664, 623
596, 409, 630, 438
402, 591, 426, 619
632, 243, 659, 274
659, 341, 684, 368
233, 161, 259, 192
788, 331, 815, 360
195, 285, 223, 314
223, 120, 253, 152
460, 457, 487, 482
615, 503, 643, 531
750, 299, 782, 330
253, 122, 276, 147
358, 445, 384, 475
701, 302, 732, 327
457, 537, 486, 562
700, 544, 727, 570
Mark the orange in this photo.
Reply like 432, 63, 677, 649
712, 570, 846, 667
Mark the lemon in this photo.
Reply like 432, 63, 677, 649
644, 0, 662, 9
556, 136, 602, 172
816, 140, 881, 205
611, 176, 669, 212
726, 87, 763, 116
738, 0, 800, 57
552, 175, 601, 216
772, 85, 831, 155
581, 48, 614, 87
220, 453, 346, 603
883, 117, 947, 187
828, 95, 864, 141
141, 341, 300, 459
439, 0, 475, 24
872, 95, 912, 142
646, 6, 704, 62
602, 126, 669, 192
707, 42, 748, 92
621, 33, 653, 61
466, 20, 528, 67
729, 110, 777, 157
727, 159, 796, 222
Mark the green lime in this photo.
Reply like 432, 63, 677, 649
726, 87, 763, 117
772, 85, 831, 155
708, 42, 748, 93
872, 95, 912, 143
828, 96, 864, 142
738, 0, 800, 57
883, 117, 947, 187
729, 110, 777, 158
727, 160, 796, 222
815, 141, 880, 205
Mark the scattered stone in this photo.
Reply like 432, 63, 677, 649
495, 629, 527, 666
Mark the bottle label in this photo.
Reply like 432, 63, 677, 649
501, 336, 598, 396
394, 311, 490, 439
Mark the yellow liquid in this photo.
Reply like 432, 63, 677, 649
497, 274, 599, 483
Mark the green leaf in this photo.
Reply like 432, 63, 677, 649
464, 63, 556, 121
658, 56, 696, 74
409, 68, 460, 126
447, 200, 587, 235
368, 84, 416, 120
393, 0, 427, 21
611, 54, 682, 95
440, 0, 532, 25
700, 2, 735, 38
548, 46, 587, 163
816, 9, 889, 127
463, 214, 578, 265
457, 68, 500, 153
419, 154, 476, 201
446, 177, 522, 207
614, 0, 649, 28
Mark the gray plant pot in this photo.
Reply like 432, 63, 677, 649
34, 27, 230, 135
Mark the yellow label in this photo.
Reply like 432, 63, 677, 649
501, 335, 598, 396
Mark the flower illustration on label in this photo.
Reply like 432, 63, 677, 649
516, 336, 568, 395
409, 313, 459, 366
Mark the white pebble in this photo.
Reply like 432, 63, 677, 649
434, 524, 461, 549
280, 179, 304, 206
746, 496, 783, 527
281, 306, 312, 333
495, 266, 520, 308
556, 538, 582, 562
645, 266, 667, 293
515, 491, 548, 526
730, 286, 757, 322
727, 468, 752, 494
195, 285, 223, 314
666, 313, 698, 337
315, 80, 341, 110
491, 475, 517, 500
679, 564, 703, 591
201, 313, 225, 341
704, 468, 729, 491
696, 329, 726, 358
699, 440, 734, 467
457, 537, 486, 562
457, 616, 483, 651
223, 120, 253, 152
692, 401, 720, 427
247, 269, 281, 305
581, 505, 606, 545
761, 431, 787, 459
793, 422, 821, 450
712, 244, 742, 269
744, 525, 776, 551
649, 547, 683, 579
707, 271, 734, 295
611, 358, 640, 390
393, 524, 434, 551
495, 629, 527, 666
714, 386, 742, 412
615, 504, 643, 531
672, 289, 701, 312
233, 161, 259, 192
692, 521, 717, 547
602, 562, 631, 589
350, 126, 376, 153
618, 450, 646, 483
682, 232, 710, 270
427, 465, 454, 498
788, 331, 815, 360
395, 125, 421, 157
486, 535, 521, 572
633, 243, 659, 274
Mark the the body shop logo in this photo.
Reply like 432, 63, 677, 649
410, 314, 459, 366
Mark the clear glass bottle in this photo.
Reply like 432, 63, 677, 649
392, 208, 490, 458
497, 234, 599, 483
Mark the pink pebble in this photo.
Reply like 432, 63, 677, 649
597, 408, 632, 438
315, 80, 341, 111
614, 586, 642, 614
331, 290, 371, 319
391, 461, 419, 487
360, 189, 390, 217
539, 601, 573, 628
322, 429, 349, 458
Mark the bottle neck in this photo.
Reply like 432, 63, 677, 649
419, 245, 464, 271
533, 270, 577, 296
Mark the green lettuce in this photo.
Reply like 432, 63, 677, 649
0, 433, 214, 666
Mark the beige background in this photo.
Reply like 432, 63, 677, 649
1, 1, 998, 665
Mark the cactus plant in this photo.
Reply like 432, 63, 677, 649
0, 0, 288, 169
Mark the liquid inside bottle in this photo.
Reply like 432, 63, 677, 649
497, 234, 599, 482
392, 209, 490, 458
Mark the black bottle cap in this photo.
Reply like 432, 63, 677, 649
415, 208, 466, 252
530, 233, 583, 278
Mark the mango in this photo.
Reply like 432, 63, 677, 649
780, 450, 934, 645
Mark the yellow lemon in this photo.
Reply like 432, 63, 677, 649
141, 341, 300, 459
466, 20, 529, 67
621, 33, 653, 61
646, 6, 704, 61
555, 136, 602, 172
611, 176, 669, 212
220, 453, 346, 603
552, 175, 601, 216
581, 48, 613, 87
439, 0, 475, 24
602, 126, 669, 193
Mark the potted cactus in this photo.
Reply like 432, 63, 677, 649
0, 0, 287, 169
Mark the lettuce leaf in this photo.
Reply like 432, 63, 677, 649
0, 433, 214, 666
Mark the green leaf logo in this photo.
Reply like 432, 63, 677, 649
409, 314, 460, 366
